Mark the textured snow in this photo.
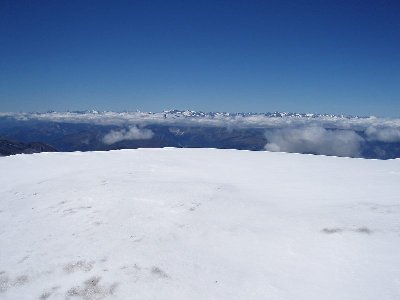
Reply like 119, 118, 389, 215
1, 148, 400, 299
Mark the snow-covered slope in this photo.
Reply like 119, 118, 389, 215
1, 149, 400, 299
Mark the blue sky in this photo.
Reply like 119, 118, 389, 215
1, 0, 399, 117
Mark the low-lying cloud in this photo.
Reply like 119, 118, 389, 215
264, 126, 364, 157
102, 126, 154, 145
3, 110, 400, 132
365, 126, 400, 143
2, 110, 400, 158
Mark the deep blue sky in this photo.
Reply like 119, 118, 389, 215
1, 0, 399, 116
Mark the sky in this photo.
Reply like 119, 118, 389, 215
0, 0, 399, 117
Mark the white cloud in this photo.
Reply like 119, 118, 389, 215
264, 126, 364, 157
3, 111, 400, 158
365, 126, 400, 143
102, 126, 154, 145
3, 111, 400, 131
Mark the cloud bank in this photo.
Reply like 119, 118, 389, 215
264, 126, 364, 157
102, 126, 154, 145
365, 126, 400, 143
2, 110, 400, 158
2, 110, 400, 130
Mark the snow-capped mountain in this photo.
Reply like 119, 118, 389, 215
0, 109, 374, 125
1, 110, 400, 159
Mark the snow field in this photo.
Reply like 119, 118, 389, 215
1, 148, 400, 299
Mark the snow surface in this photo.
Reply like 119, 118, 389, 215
1, 148, 400, 299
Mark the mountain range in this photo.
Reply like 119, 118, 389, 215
1, 110, 399, 159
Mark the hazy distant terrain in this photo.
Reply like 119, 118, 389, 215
1, 110, 400, 159
1, 148, 399, 299
0, 139, 57, 156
